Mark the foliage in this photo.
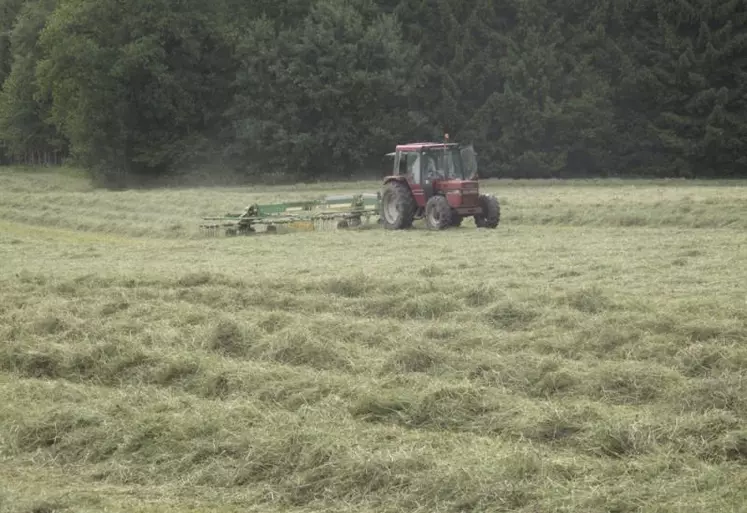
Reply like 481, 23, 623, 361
34, 0, 238, 182
0, 0, 60, 159
226, 0, 420, 180
0, 0, 746, 181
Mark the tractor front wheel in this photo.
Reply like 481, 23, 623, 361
380, 180, 416, 230
425, 195, 453, 230
474, 194, 500, 228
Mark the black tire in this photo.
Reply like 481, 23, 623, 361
425, 195, 453, 230
474, 194, 500, 228
380, 180, 416, 230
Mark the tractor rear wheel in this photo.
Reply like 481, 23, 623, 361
381, 180, 416, 230
425, 195, 453, 230
474, 194, 500, 228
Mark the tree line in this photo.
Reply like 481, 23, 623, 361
0, 0, 745, 185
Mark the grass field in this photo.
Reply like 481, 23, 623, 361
1, 166, 747, 513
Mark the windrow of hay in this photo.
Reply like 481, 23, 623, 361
1, 169, 746, 512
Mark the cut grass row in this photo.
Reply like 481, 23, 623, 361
5, 374, 746, 513
2, 168, 747, 239
1, 168, 747, 512
2, 268, 747, 464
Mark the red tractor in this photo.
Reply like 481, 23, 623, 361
379, 138, 500, 230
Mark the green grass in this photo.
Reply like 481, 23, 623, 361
1, 166, 747, 512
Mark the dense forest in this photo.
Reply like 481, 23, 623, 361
0, 0, 746, 184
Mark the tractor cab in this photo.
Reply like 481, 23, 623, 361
380, 138, 500, 230
391, 143, 475, 181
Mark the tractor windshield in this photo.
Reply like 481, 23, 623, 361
421, 147, 466, 180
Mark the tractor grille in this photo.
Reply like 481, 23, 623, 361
461, 194, 479, 206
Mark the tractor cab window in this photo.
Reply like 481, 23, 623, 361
405, 152, 420, 183
422, 148, 465, 180
461, 145, 477, 177
397, 153, 408, 175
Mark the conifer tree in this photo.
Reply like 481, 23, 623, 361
227, 0, 420, 179
649, 0, 747, 176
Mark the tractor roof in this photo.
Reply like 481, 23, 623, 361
395, 142, 459, 152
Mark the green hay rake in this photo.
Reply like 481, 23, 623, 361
200, 192, 381, 236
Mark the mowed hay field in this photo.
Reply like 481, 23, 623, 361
1, 167, 747, 513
